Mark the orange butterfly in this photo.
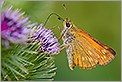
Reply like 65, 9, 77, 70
44, 13, 116, 70
60, 18, 116, 70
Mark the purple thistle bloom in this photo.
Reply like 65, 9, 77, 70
32, 24, 60, 54
1, 5, 36, 48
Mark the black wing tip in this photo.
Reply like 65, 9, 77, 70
108, 47, 116, 56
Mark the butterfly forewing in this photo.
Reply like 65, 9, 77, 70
77, 28, 115, 65
63, 21, 116, 70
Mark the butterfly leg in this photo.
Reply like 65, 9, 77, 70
51, 25, 63, 32
58, 34, 64, 42
57, 26, 63, 32
59, 44, 69, 51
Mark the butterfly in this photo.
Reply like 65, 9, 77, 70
60, 18, 116, 70
43, 12, 116, 70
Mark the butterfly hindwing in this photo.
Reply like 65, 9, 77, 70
67, 34, 98, 70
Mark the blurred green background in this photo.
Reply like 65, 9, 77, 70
3, 1, 121, 81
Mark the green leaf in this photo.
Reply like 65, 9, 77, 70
1, 42, 57, 81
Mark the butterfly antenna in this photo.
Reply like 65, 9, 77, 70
43, 13, 64, 26
62, 3, 71, 20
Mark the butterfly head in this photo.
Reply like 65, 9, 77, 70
63, 18, 73, 29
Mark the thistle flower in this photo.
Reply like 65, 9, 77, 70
1, 5, 36, 48
31, 24, 60, 54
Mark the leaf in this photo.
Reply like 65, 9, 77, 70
1, 42, 57, 81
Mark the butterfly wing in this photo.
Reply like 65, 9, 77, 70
66, 24, 116, 70
66, 39, 98, 70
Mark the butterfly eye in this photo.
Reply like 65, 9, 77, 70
66, 22, 71, 27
